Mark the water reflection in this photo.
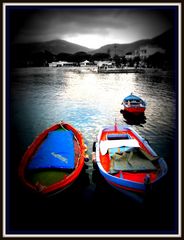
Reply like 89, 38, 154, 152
120, 110, 147, 126
11, 68, 175, 161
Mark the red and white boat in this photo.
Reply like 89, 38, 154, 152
121, 93, 146, 114
93, 123, 168, 194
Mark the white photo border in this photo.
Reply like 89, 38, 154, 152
2, 2, 182, 238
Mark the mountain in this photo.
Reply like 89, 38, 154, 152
12, 28, 173, 57
90, 28, 174, 56
11, 28, 174, 68
148, 28, 174, 51
11, 39, 93, 56
89, 39, 151, 56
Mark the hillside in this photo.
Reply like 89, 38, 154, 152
10, 28, 174, 67
90, 28, 174, 56
11, 28, 173, 57
11, 39, 92, 56
89, 39, 151, 56
149, 28, 174, 51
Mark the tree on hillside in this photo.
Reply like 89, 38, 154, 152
107, 48, 111, 56
132, 56, 140, 68
72, 52, 91, 64
146, 52, 165, 68
113, 55, 121, 67
44, 50, 56, 63
30, 52, 47, 67
92, 53, 110, 61
56, 52, 73, 62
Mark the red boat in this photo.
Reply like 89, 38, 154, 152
121, 93, 146, 114
19, 121, 87, 195
93, 124, 168, 194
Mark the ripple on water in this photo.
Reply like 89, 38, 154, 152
11, 68, 176, 161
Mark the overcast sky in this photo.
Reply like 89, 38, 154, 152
9, 5, 175, 49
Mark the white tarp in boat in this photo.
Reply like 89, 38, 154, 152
100, 139, 140, 155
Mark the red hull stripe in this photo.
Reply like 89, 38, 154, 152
124, 107, 145, 113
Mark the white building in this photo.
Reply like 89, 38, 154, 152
48, 62, 58, 67
80, 60, 90, 66
125, 52, 134, 60
48, 61, 76, 67
124, 45, 165, 60
96, 61, 115, 67
139, 45, 165, 59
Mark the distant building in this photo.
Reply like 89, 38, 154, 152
139, 45, 165, 59
57, 61, 75, 67
124, 45, 165, 61
96, 60, 116, 67
125, 52, 134, 60
48, 62, 58, 67
48, 61, 76, 67
80, 60, 91, 66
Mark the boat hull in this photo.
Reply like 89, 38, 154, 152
121, 106, 146, 114
19, 121, 86, 195
98, 157, 167, 193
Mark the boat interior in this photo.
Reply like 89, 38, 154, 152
99, 131, 158, 183
25, 128, 81, 188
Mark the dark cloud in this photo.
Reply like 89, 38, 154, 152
8, 5, 175, 47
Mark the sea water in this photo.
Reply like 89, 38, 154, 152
7, 67, 178, 235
